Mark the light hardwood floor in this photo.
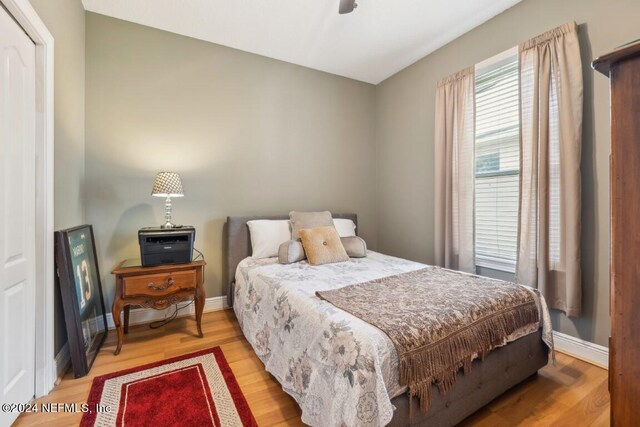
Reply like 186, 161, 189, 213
15, 309, 609, 426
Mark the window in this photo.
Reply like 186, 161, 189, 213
474, 49, 519, 273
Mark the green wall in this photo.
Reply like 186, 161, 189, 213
375, 0, 640, 346
84, 13, 378, 310
29, 0, 86, 354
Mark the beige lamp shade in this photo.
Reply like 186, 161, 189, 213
151, 172, 184, 197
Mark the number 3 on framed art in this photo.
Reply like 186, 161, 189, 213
76, 259, 93, 311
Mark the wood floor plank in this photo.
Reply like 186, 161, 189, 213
14, 309, 609, 426
550, 379, 610, 427
458, 407, 514, 427
588, 406, 611, 427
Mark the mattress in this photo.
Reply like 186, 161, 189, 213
233, 251, 552, 427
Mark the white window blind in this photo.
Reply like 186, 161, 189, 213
548, 75, 561, 266
474, 49, 520, 273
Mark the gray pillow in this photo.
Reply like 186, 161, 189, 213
278, 240, 307, 264
341, 236, 367, 258
289, 211, 333, 240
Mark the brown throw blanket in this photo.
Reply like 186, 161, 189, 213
316, 266, 539, 411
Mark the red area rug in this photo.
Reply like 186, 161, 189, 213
81, 347, 257, 427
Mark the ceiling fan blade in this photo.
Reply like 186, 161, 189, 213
339, 0, 357, 14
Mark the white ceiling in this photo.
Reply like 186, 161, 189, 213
81, 0, 522, 84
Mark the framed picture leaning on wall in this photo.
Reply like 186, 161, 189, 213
54, 225, 108, 377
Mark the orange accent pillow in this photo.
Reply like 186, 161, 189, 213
299, 226, 349, 266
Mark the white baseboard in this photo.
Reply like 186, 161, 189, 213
51, 296, 227, 384
58, 301, 609, 379
54, 342, 70, 383
553, 331, 608, 369
106, 295, 228, 329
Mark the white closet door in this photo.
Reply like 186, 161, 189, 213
0, 4, 36, 426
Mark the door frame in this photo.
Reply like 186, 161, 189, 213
1, 0, 54, 397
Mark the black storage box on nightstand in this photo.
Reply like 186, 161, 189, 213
138, 226, 195, 267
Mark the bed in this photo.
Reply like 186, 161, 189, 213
225, 214, 552, 426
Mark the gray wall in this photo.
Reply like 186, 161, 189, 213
85, 13, 377, 309
375, 0, 640, 346
35, 0, 627, 353
29, 0, 86, 354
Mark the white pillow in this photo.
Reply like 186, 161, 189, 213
333, 219, 356, 237
247, 220, 292, 259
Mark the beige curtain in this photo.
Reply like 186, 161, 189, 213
517, 22, 583, 316
434, 67, 475, 273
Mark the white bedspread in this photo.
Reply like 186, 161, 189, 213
233, 251, 552, 427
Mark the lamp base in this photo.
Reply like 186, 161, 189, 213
161, 197, 176, 229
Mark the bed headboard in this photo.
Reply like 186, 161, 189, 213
225, 213, 358, 306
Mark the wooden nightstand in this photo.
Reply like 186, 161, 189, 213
111, 260, 206, 355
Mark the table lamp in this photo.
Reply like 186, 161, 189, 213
151, 172, 184, 229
